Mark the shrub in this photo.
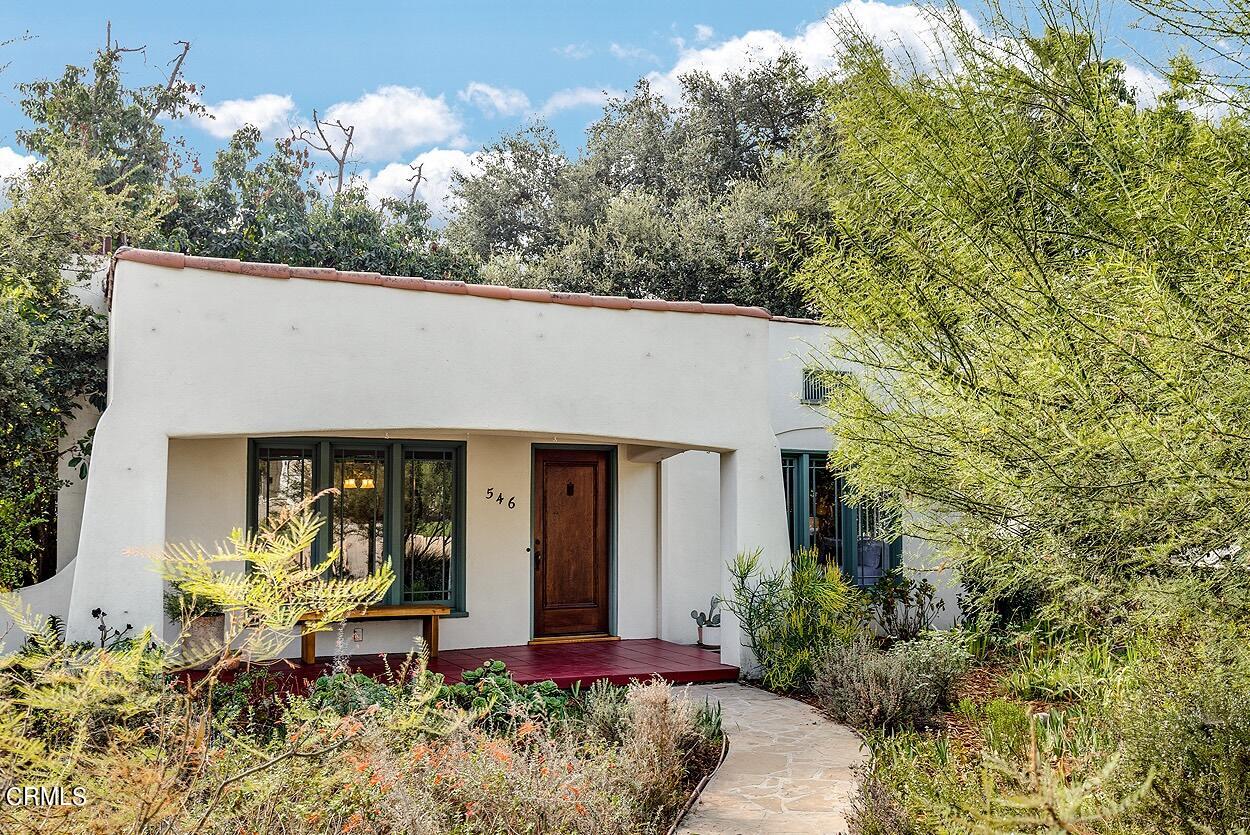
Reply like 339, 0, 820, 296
439, 659, 573, 731
1004, 639, 1122, 703
847, 760, 918, 835
1110, 642, 1250, 833
210, 667, 289, 740
981, 698, 1030, 758
162, 585, 224, 622
308, 671, 396, 716
867, 570, 945, 641
722, 548, 868, 691
580, 677, 629, 743
893, 631, 970, 702
815, 632, 969, 731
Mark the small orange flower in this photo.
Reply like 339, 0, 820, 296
342, 812, 364, 833
575, 803, 586, 815
517, 720, 538, 738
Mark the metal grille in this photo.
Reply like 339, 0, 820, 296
802, 368, 834, 404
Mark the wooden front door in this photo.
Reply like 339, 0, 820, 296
533, 448, 611, 638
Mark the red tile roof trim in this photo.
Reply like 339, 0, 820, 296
112, 247, 827, 324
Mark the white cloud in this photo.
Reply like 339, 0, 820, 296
646, 1, 975, 100
540, 86, 623, 116
1122, 63, 1169, 108
194, 93, 297, 139
324, 86, 464, 160
0, 147, 36, 180
610, 42, 659, 63
459, 82, 531, 117
694, 24, 715, 43
359, 147, 477, 222
554, 43, 592, 60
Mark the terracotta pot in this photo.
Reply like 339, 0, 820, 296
183, 615, 225, 668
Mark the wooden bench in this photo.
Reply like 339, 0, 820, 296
298, 605, 451, 665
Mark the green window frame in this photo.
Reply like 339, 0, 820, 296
247, 438, 467, 613
780, 450, 902, 587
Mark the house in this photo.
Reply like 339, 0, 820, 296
2, 248, 956, 674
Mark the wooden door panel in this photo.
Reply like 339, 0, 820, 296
533, 449, 610, 637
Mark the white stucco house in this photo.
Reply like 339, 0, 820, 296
2, 248, 955, 671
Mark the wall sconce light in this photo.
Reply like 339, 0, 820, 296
344, 478, 358, 489
360, 477, 375, 489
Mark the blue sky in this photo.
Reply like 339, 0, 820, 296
0, 1, 1171, 217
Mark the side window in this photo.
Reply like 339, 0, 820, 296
781, 451, 900, 586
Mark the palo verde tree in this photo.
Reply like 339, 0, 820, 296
786, 2, 1250, 627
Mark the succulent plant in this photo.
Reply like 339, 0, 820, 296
690, 596, 722, 629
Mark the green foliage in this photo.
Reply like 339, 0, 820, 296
0, 38, 188, 589
867, 570, 945, 642
209, 667, 288, 742
1004, 640, 1126, 703
981, 699, 1031, 759
722, 548, 868, 691
815, 633, 970, 731
1107, 638, 1250, 833
160, 500, 394, 664
438, 659, 573, 731
447, 55, 824, 314
162, 585, 225, 622
308, 671, 396, 716
16, 38, 202, 215
157, 126, 473, 279
787, 5, 1250, 630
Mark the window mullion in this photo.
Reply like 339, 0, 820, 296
315, 441, 332, 567
386, 443, 403, 605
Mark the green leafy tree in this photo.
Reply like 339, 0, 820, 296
158, 125, 473, 279
448, 55, 824, 314
786, 4, 1250, 624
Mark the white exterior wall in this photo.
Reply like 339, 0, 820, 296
57, 259, 791, 656
2, 257, 960, 656
768, 321, 961, 626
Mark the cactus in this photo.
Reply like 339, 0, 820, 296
690, 596, 721, 647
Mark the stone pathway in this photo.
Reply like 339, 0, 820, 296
678, 682, 866, 835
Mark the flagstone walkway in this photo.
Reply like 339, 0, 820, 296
678, 682, 867, 835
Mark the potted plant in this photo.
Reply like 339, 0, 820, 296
690, 596, 721, 649
163, 586, 225, 662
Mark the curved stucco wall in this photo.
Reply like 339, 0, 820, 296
65, 261, 792, 644
0, 560, 76, 653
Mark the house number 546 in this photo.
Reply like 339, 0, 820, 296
485, 487, 516, 509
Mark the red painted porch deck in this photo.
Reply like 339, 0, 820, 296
291, 639, 737, 689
